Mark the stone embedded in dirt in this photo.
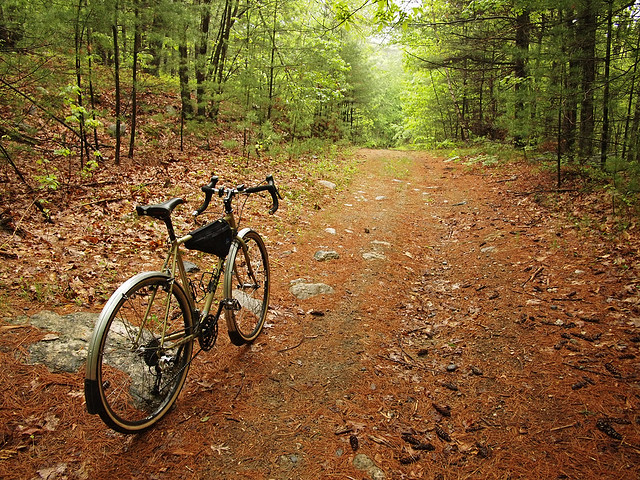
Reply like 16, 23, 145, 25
107, 121, 127, 137
183, 260, 200, 273
5, 310, 98, 373
363, 251, 386, 261
371, 240, 391, 247
480, 246, 497, 254
353, 453, 385, 480
314, 250, 340, 261
277, 453, 302, 471
318, 180, 337, 190
325, 227, 337, 235
289, 280, 334, 300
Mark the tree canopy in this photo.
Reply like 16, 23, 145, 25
3, 0, 640, 184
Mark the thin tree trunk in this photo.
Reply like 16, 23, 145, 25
86, 27, 99, 149
513, 9, 530, 147
179, 29, 192, 119
429, 70, 447, 140
242, 2, 251, 156
600, 0, 613, 168
632, 87, 640, 163
562, 8, 578, 157
196, 0, 212, 118
267, 0, 278, 121
443, 67, 468, 141
128, 3, 141, 158
112, 19, 121, 165
148, 13, 163, 76
210, 0, 241, 118
557, 83, 563, 188
74, 0, 88, 168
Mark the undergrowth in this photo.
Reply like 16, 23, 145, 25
424, 139, 639, 233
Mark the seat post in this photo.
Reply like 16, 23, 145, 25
164, 218, 177, 242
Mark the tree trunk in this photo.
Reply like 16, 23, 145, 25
578, 0, 596, 161
267, 0, 278, 121
86, 27, 99, 149
443, 67, 469, 141
429, 70, 447, 140
600, 0, 613, 168
128, 3, 141, 158
179, 29, 193, 119
513, 9, 530, 147
196, 0, 212, 118
148, 13, 163, 76
112, 1, 121, 166
210, 0, 241, 118
74, 0, 88, 168
632, 70, 640, 163
561, 9, 578, 157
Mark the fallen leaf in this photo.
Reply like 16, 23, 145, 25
210, 443, 230, 455
170, 448, 194, 456
37, 463, 67, 480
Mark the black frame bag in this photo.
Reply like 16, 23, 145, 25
184, 219, 233, 258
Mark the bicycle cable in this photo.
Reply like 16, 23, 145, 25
236, 191, 249, 227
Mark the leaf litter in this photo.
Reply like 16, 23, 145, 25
0, 148, 639, 478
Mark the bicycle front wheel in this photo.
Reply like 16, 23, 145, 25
224, 229, 270, 346
85, 273, 194, 434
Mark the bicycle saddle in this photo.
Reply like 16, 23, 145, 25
136, 198, 184, 221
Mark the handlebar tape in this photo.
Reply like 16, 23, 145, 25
245, 182, 281, 214
194, 174, 281, 216
193, 175, 219, 216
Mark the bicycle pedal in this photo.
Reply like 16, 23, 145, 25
224, 298, 242, 311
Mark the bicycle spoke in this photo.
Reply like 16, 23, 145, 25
88, 276, 193, 433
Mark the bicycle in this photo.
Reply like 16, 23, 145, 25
84, 174, 282, 434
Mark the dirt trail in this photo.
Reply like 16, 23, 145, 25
2, 149, 639, 479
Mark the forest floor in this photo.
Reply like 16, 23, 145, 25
1, 147, 640, 479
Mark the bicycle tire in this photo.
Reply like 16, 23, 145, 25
224, 229, 270, 345
84, 273, 194, 434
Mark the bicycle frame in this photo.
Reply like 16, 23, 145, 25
85, 174, 278, 432
150, 209, 239, 350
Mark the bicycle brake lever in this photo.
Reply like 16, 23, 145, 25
193, 175, 220, 216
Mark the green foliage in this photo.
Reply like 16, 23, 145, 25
81, 156, 100, 179
221, 139, 239, 151
17, 277, 60, 303
34, 158, 59, 190
603, 157, 640, 216
0, 0, 409, 164
397, 0, 640, 219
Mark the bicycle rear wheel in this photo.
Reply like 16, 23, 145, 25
224, 229, 270, 345
85, 273, 194, 434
